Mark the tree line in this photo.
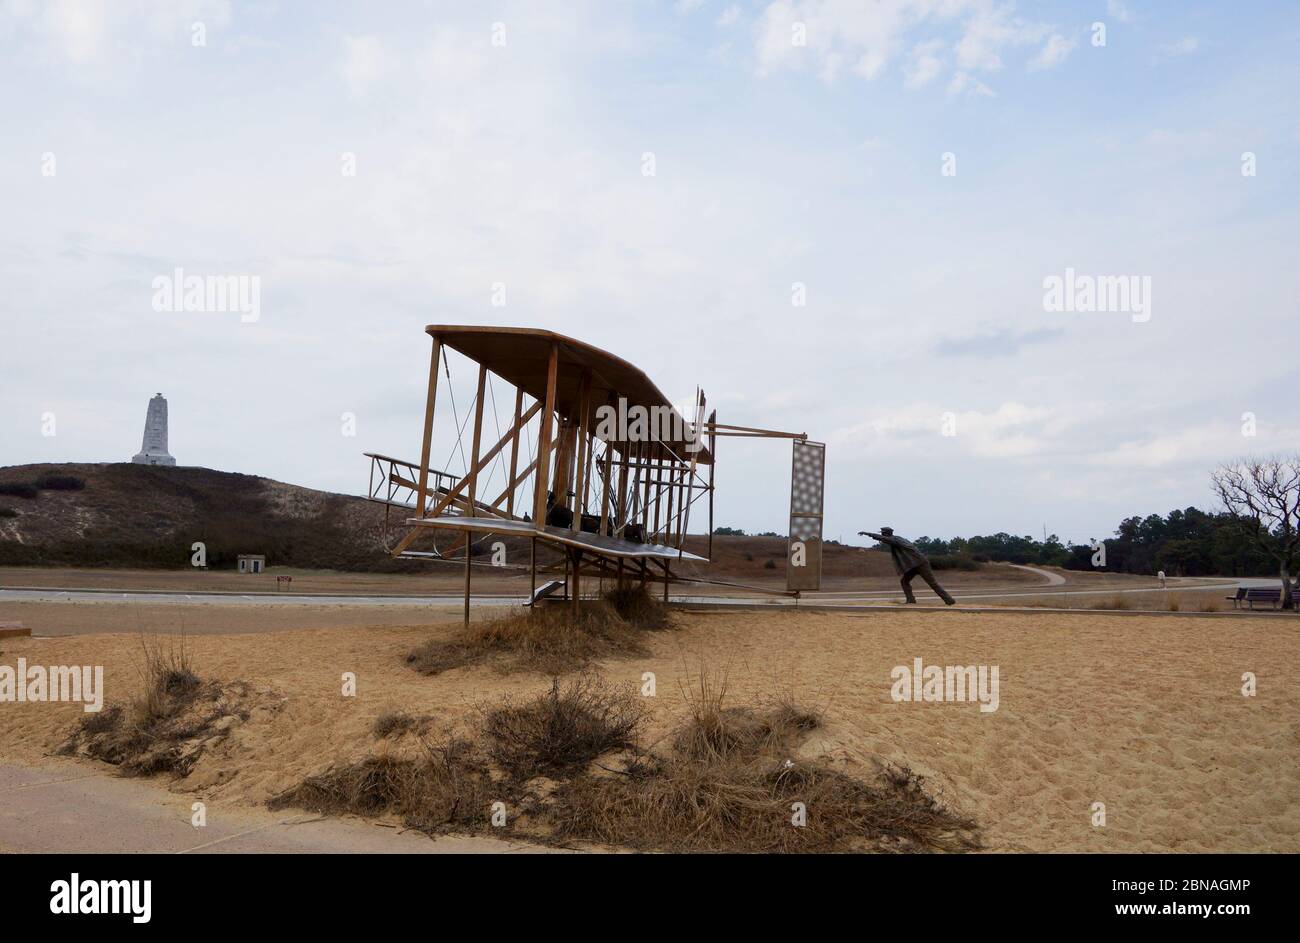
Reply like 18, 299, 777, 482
908, 507, 1274, 577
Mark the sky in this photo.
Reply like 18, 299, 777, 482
2, 0, 1298, 548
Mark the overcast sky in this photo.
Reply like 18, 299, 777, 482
2, 1, 1298, 547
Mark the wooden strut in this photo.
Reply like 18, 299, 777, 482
463, 528, 472, 627
415, 336, 443, 516
390, 399, 542, 556
532, 344, 559, 527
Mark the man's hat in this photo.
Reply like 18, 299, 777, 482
880, 526, 894, 535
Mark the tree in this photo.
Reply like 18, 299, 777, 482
1210, 456, 1300, 608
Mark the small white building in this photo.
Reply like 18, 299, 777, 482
236, 554, 266, 574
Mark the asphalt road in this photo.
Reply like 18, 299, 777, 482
0, 576, 1265, 609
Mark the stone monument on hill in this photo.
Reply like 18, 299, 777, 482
130, 393, 177, 466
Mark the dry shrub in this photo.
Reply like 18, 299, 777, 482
671, 670, 822, 762
601, 584, 672, 629
276, 669, 980, 853
59, 634, 278, 777
483, 674, 645, 778
407, 587, 672, 676
372, 711, 432, 739
549, 670, 975, 852
552, 753, 977, 853
270, 736, 494, 833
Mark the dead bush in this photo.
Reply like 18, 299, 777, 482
270, 735, 495, 833
373, 711, 433, 739
58, 634, 277, 777
483, 674, 645, 778
407, 588, 671, 676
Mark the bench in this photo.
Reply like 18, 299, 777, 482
1225, 587, 1283, 610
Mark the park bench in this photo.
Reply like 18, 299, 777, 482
1224, 586, 1282, 610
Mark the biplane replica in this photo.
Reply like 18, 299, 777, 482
365, 325, 825, 622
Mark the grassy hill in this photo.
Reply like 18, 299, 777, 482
0, 463, 429, 571
0, 462, 1017, 587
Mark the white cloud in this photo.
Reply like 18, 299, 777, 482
947, 70, 993, 97
1028, 33, 1075, 71
1106, 0, 1134, 25
1158, 36, 1200, 58
831, 402, 1060, 461
340, 34, 392, 99
903, 37, 944, 88
1, 0, 230, 66
717, 5, 742, 28
754, 0, 1064, 92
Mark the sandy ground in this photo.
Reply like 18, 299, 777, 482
0, 598, 444, 636
1, 607, 1295, 853
0, 562, 1050, 598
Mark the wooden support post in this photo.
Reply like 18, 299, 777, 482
463, 528, 472, 628
571, 371, 592, 531
707, 408, 716, 560
676, 465, 686, 548
613, 440, 628, 537
598, 435, 614, 536
465, 364, 488, 516
641, 446, 652, 532
415, 336, 443, 517
506, 387, 524, 518
532, 344, 559, 526
529, 537, 536, 606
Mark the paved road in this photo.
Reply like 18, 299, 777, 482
1008, 564, 1067, 585
0, 761, 556, 854
0, 578, 1266, 610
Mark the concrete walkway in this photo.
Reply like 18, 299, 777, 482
0, 761, 556, 854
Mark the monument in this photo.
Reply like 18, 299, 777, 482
130, 394, 177, 466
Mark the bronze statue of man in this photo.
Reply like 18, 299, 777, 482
859, 526, 956, 606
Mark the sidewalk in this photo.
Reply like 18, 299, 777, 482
0, 760, 558, 854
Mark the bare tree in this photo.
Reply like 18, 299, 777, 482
1210, 456, 1300, 608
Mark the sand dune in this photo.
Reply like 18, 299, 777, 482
1, 608, 1295, 852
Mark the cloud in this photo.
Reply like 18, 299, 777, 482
903, 37, 944, 88
1157, 36, 1200, 58
1107, 0, 1134, 25
717, 5, 742, 28
1, 0, 231, 66
753, 0, 1064, 92
339, 34, 392, 99
933, 327, 1065, 358
947, 70, 993, 97
830, 402, 1062, 461
1028, 33, 1075, 71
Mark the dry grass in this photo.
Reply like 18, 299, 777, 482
273, 666, 979, 853
551, 670, 977, 853
481, 674, 645, 778
372, 711, 433, 739
58, 633, 279, 776
406, 586, 672, 676
270, 736, 495, 832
